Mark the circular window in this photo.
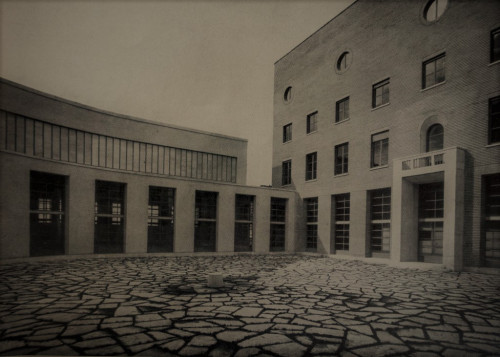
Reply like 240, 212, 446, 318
335, 51, 352, 74
284, 86, 292, 102
423, 0, 448, 22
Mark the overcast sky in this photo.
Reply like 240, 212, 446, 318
1, 0, 355, 185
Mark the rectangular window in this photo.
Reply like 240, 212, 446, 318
94, 180, 125, 254
489, 96, 500, 144
282, 159, 292, 186
307, 112, 318, 134
491, 27, 500, 63
30, 171, 66, 257
306, 152, 317, 181
371, 131, 389, 168
484, 174, 500, 263
423, 53, 445, 89
333, 193, 350, 252
194, 191, 217, 252
334, 143, 349, 175
335, 97, 350, 123
270, 198, 287, 252
283, 123, 292, 143
418, 183, 444, 262
372, 78, 390, 108
234, 194, 255, 252
370, 188, 391, 254
148, 186, 175, 253
305, 197, 318, 251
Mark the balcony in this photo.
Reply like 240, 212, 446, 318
394, 147, 462, 178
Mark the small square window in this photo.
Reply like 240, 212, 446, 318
306, 152, 317, 181
307, 112, 318, 134
489, 96, 500, 144
423, 53, 445, 89
372, 79, 390, 108
491, 28, 500, 63
334, 143, 349, 175
282, 160, 292, 186
283, 123, 292, 143
371, 131, 389, 168
336, 97, 350, 123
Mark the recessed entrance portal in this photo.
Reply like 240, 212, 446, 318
418, 182, 444, 263
30, 171, 66, 256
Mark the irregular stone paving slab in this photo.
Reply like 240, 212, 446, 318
1, 255, 500, 356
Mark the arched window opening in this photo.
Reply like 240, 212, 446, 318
426, 124, 444, 152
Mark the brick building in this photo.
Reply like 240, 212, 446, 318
272, 0, 500, 269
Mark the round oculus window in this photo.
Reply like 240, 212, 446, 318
336, 51, 352, 74
423, 0, 448, 22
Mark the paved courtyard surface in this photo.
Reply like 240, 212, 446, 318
1, 255, 500, 357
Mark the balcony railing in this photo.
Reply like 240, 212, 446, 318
402, 152, 445, 171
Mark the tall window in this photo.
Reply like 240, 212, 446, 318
426, 124, 444, 152
418, 183, 444, 262
372, 79, 390, 108
194, 191, 217, 252
306, 152, 317, 181
148, 186, 175, 253
307, 112, 318, 134
484, 174, 500, 263
305, 198, 318, 251
492, 28, 500, 63
94, 181, 126, 254
336, 97, 350, 123
423, 53, 445, 89
370, 188, 391, 254
489, 96, 500, 144
235, 195, 255, 252
283, 123, 292, 143
333, 193, 350, 252
334, 143, 349, 175
30, 171, 66, 257
270, 198, 287, 251
282, 160, 292, 186
371, 131, 389, 168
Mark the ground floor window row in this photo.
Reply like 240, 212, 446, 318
29, 172, 288, 256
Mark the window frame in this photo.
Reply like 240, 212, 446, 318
491, 28, 500, 63
334, 142, 349, 175
306, 111, 318, 134
422, 53, 446, 89
333, 193, 350, 252
371, 131, 389, 168
372, 79, 390, 108
305, 152, 317, 181
335, 97, 350, 123
282, 159, 292, 186
305, 197, 318, 251
283, 123, 292, 143
426, 124, 444, 152
489, 96, 500, 145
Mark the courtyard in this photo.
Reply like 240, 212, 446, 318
0, 255, 499, 356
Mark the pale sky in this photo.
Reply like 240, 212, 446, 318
0, 0, 355, 185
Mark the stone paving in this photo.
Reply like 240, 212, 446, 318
0, 255, 500, 356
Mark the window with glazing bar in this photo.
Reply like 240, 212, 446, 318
372, 79, 390, 108
371, 131, 389, 168
283, 123, 292, 143
333, 193, 350, 251
270, 197, 286, 251
334, 143, 349, 175
282, 159, 292, 186
306, 152, 317, 181
370, 188, 391, 253
423, 53, 445, 89
335, 97, 350, 123
305, 197, 318, 251
307, 112, 318, 134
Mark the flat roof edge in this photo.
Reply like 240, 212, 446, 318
274, 0, 358, 65
0, 77, 248, 143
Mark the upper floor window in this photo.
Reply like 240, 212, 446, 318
284, 87, 293, 102
423, 53, 445, 89
423, 0, 448, 23
371, 131, 389, 168
336, 51, 352, 74
336, 97, 350, 123
307, 112, 318, 134
306, 152, 317, 181
426, 124, 444, 152
490, 96, 500, 144
334, 143, 349, 175
282, 160, 292, 186
491, 28, 500, 63
283, 123, 292, 143
372, 79, 390, 108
